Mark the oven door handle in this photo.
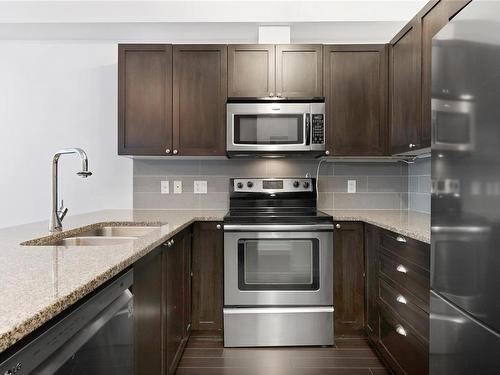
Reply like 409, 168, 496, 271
223, 224, 334, 231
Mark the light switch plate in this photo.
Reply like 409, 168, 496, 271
347, 180, 356, 193
161, 180, 169, 194
174, 180, 182, 194
194, 180, 208, 194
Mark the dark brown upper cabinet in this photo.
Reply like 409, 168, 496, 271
389, 18, 422, 155
276, 44, 323, 98
228, 44, 275, 97
172, 45, 227, 156
118, 44, 173, 155
228, 44, 322, 98
324, 45, 388, 156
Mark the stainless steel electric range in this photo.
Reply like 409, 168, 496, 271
223, 177, 334, 347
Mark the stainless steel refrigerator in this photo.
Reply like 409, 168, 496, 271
431, 1, 500, 374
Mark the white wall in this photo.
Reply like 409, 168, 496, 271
0, 42, 133, 228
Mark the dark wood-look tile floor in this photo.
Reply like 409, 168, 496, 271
176, 331, 390, 375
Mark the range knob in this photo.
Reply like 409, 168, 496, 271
303, 181, 310, 188
293, 181, 300, 188
236, 182, 243, 189
247, 181, 254, 188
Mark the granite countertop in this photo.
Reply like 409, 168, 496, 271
325, 209, 430, 244
0, 208, 429, 353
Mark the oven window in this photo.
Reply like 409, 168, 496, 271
238, 239, 319, 290
233, 114, 304, 144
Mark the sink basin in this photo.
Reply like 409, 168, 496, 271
50, 236, 137, 246
77, 226, 159, 238
22, 225, 162, 246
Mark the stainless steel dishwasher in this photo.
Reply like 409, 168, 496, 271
0, 270, 133, 375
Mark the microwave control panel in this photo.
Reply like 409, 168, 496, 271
311, 114, 325, 144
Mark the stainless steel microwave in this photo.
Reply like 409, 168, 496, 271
226, 98, 326, 157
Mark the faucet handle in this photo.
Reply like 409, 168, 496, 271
58, 200, 68, 221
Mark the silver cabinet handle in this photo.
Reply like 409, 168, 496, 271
396, 235, 407, 243
269, 92, 274, 97
396, 264, 408, 274
335, 223, 341, 229
395, 324, 407, 336
325, 150, 330, 156
173, 149, 178, 155
277, 92, 282, 98
396, 295, 408, 304
170, 239, 175, 246
409, 143, 420, 149
166, 149, 171, 154
216, 224, 221, 230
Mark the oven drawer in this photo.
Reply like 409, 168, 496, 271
379, 230, 430, 271
224, 307, 334, 347
379, 305, 429, 375
379, 278, 429, 341
378, 249, 430, 308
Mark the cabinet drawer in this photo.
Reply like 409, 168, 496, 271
379, 306, 428, 375
379, 230, 430, 270
379, 279, 428, 341
378, 250, 429, 308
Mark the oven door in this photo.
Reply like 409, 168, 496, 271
224, 225, 333, 306
226, 103, 311, 152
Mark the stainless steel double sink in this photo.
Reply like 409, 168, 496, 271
27, 225, 160, 246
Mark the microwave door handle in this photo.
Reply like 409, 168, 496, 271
305, 113, 311, 145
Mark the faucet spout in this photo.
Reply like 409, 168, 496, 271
49, 148, 92, 232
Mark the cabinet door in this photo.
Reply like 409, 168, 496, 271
276, 44, 323, 98
389, 19, 422, 155
164, 232, 187, 374
191, 222, 224, 331
172, 45, 227, 156
420, 0, 472, 147
228, 44, 275, 97
324, 45, 388, 156
334, 222, 365, 335
118, 44, 172, 155
364, 224, 379, 340
133, 247, 163, 375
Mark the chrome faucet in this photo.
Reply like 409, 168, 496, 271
49, 148, 92, 232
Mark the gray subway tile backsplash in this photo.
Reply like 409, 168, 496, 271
132, 158, 430, 212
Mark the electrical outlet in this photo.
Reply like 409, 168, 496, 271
174, 180, 182, 194
347, 180, 356, 193
161, 180, 169, 194
194, 180, 208, 194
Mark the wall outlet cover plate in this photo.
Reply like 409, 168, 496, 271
194, 180, 208, 194
174, 180, 182, 194
161, 180, 169, 194
347, 180, 356, 194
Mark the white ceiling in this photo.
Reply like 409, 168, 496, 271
0, 0, 427, 43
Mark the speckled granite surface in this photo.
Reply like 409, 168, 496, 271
0, 208, 429, 353
0, 209, 225, 353
324, 209, 430, 243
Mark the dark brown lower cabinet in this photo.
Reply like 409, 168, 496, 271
334, 222, 365, 335
133, 227, 192, 375
164, 228, 191, 374
191, 222, 224, 331
133, 247, 163, 375
365, 225, 430, 375
364, 224, 379, 340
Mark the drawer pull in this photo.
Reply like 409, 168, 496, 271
396, 235, 407, 243
396, 295, 408, 304
396, 264, 408, 274
395, 324, 407, 336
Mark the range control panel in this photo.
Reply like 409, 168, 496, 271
233, 178, 314, 193
311, 114, 325, 145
